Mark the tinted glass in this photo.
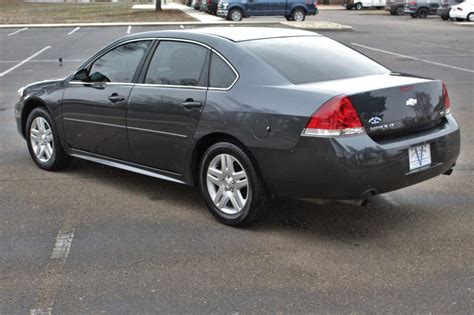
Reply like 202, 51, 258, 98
209, 52, 237, 89
241, 37, 389, 84
145, 41, 209, 87
88, 41, 151, 83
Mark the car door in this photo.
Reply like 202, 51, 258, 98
266, 0, 287, 15
126, 40, 210, 174
246, 0, 268, 15
61, 40, 153, 161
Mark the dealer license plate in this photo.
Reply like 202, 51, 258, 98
409, 143, 431, 171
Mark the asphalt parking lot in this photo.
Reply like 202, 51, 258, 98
1, 10, 473, 314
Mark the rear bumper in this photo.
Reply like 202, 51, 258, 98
404, 5, 418, 14
254, 115, 460, 200
449, 9, 465, 19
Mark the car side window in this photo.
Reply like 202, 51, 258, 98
144, 41, 209, 87
86, 41, 152, 83
209, 52, 237, 89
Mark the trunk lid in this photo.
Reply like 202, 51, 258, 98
303, 73, 447, 140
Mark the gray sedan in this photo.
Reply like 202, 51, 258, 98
15, 28, 460, 226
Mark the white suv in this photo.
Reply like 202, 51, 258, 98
449, 0, 474, 21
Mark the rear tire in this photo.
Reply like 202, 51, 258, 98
417, 7, 428, 18
26, 107, 72, 171
355, 2, 362, 10
396, 5, 404, 15
468, 13, 474, 22
292, 8, 306, 21
441, 13, 449, 20
199, 142, 267, 227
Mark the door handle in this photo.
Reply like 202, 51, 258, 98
181, 100, 202, 110
108, 93, 125, 103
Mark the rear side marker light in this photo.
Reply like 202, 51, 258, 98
302, 95, 365, 137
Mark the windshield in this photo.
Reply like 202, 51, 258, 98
240, 36, 390, 84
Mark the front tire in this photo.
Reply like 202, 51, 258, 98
26, 107, 72, 171
468, 13, 474, 22
227, 8, 243, 21
355, 2, 362, 10
199, 142, 267, 227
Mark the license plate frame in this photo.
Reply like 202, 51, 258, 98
408, 143, 431, 171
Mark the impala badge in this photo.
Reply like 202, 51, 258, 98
406, 98, 417, 107
368, 116, 382, 125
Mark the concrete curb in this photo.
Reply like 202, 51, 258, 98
453, 22, 474, 26
0, 21, 352, 31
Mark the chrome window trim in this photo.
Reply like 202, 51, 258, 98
68, 37, 239, 91
63, 117, 126, 129
208, 49, 240, 91
127, 126, 188, 139
68, 82, 136, 87
134, 83, 207, 90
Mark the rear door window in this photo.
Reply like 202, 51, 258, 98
145, 41, 209, 87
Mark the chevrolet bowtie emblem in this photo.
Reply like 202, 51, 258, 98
406, 98, 417, 106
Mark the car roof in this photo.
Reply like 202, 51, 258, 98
124, 27, 319, 43
187, 27, 320, 42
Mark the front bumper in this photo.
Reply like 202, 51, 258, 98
254, 115, 460, 200
217, 9, 228, 17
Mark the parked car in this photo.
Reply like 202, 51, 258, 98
200, 0, 209, 11
405, 0, 440, 18
208, 0, 219, 14
15, 28, 460, 227
217, 0, 318, 21
345, 0, 386, 10
437, 0, 463, 19
449, 0, 474, 20
385, 0, 405, 15
191, 0, 202, 9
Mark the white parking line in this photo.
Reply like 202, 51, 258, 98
30, 308, 52, 315
50, 230, 74, 260
67, 27, 80, 36
127, 25, 132, 34
7, 27, 28, 36
420, 41, 474, 53
0, 59, 83, 64
180, 25, 184, 28
352, 43, 474, 74
0, 46, 51, 77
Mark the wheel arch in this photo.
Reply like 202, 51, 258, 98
21, 97, 49, 137
190, 132, 264, 188
291, 5, 307, 14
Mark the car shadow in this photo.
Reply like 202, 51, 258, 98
65, 159, 421, 244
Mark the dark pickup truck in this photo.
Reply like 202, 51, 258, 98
217, 0, 318, 21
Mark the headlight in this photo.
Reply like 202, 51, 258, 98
17, 86, 25, 99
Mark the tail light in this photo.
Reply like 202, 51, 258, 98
314, 0, 318, 6
408, 1, 417, 5
442, 82, 451, 115
302, 95, 365, 137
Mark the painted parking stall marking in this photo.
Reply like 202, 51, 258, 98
0, 46, 51, 77
7, 27, 28, 36
127, 25, 132, 34
67, 27, 80, 36
352, 43, 474, 74
50, 230, 74, 260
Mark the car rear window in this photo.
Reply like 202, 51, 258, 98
240, 37, 389, 84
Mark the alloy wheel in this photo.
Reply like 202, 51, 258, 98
30, 117, 54, 163
206, 153, 249, 215
294, 10, 304, 21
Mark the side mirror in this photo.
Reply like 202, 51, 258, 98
72, 69, 89, 82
